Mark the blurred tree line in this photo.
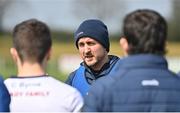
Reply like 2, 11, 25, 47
0, 0, 180, 42
168, 0, 180, 41
0, 0, 12, 33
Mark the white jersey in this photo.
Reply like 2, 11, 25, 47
4, 76, 83, 112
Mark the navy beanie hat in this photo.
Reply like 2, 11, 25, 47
74, 19, 110, 52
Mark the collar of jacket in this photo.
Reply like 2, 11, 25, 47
80, 55, 119, 82
118, 54, 168, 69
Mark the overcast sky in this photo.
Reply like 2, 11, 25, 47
3, 0, 172, 34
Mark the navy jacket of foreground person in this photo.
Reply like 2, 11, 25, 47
83, 54, 180, 112
0, 76, 10, 112
83, 9, 180, 112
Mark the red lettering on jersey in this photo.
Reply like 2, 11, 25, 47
10, 92, 23, 97
25, 91, 50, 96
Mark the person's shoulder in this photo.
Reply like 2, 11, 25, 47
108, 55, 120, 69
69, 70, 77, 77
65, 69, 79, 85
65, 64, 86, 83
69, 65, 85, 77
178, 71, 180, 76
91, 74, 116, 92
0, 75, 3, 80
50, 76, 83, 99
48, 76, 80, 92
0, 76, 3, 82
85, 75, 116, 103
0, 76, 6, 87
109, 55, 120, 61
4, 77, 15, 84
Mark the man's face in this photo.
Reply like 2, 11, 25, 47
77, 37, 108, 70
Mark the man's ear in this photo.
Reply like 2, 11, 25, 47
119, 37, 129, 56
46, 48, 52, 61
10, 48, 19, 63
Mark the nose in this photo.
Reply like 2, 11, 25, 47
84, 44, 91, 53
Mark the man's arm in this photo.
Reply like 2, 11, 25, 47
0, 76, 10, 112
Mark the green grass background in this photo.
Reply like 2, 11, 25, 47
0, 35, 180, 81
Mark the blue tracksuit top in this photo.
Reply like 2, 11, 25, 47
83, 54, 180, 112
66, 55, 119, 97
0, 76, 10, 112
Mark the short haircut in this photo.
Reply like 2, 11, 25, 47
12, 19, 52, 64
123, 9, 167, 55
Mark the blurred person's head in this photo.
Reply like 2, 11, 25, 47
11, 19, 52, 65
74, 19, 109, 71
120, 9, 167, 56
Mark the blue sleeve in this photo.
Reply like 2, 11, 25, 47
0, 76, 11, 112
65, 71, 76, 85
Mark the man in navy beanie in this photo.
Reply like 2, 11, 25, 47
66, 19, 119, 97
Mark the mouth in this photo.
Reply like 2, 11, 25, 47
85, 55, 93, 58
84, 55, 93, 61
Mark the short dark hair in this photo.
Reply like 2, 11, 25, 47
12, 19, 52, 64
123, 9, 167, 55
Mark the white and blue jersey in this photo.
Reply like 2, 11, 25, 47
5, 75, 83, 112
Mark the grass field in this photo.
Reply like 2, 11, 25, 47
0, 35, 180, 81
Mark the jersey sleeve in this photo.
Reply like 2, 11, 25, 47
66, 88, 84, 112
0, 76, 10, 112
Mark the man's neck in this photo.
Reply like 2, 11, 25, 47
17, 62, 46, 77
